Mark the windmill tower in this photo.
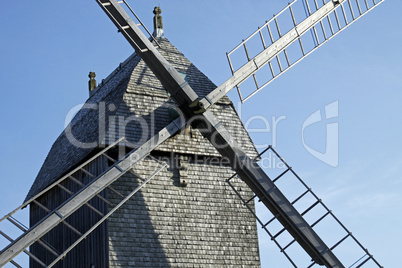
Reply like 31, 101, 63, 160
0, 1, 388, 267
18, 7, 261, 268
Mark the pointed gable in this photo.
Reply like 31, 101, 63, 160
25, 37, 257, 201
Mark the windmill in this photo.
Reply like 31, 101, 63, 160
0, 0, 394, 267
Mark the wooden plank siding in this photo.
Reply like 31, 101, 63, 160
29, 155, 109, 268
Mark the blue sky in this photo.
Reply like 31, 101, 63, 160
0, 1, 401, 267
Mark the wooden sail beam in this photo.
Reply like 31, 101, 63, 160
201, 0, 346, 107
96, 0, 197, 107
198, 111, 343, 267
95, 1, 344, 266
0, 0, 384, 266
0, 118, 184, 266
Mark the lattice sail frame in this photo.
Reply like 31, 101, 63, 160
0, 0, 387, 267
227, 0, 385, 102
227, 146, 383, 268
0, 129, 175, 267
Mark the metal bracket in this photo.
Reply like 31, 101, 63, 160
54, 210, 64, 219
178, 156, 189, 187
205, 96, 213, 105
180, 99, 206, 118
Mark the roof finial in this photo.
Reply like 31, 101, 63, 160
88, 72, 97, 96
153, 6, 164, 38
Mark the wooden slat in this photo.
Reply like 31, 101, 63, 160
94, 1, 344, 266
197, 111, 344, 268
47, 163, 167, 268
0, 118, 183, 266
200, 0, 347, 107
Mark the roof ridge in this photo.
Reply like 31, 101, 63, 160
88, 53, 140, 100
25, 36, 257, 202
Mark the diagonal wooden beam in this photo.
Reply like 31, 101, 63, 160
0, 1, 384, 266
96, 0, 197, 107
95, 1, 344, 266
196, 111, 343, 267
199, 0, 347, 107
0, 118, 184, 267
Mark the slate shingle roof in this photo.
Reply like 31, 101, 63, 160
25, 38, 258, 201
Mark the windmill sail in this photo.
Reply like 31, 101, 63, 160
97, 0, 350, 266
0, 120, 182, 267
204, 0, 385, 104
228, 146, 383, 267
0, 1, 385, 267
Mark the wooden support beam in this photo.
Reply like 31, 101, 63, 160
94, 1, 344, 266
196, 111, 344, 268
0, 118, 183, 266
96, 0, 197, 107
200, 0, 346, 108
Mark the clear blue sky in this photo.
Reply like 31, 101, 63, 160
0, 1, 401, 267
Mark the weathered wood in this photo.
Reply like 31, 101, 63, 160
3, 0, 379, 265
200, 0, 346, 108
30, 157, 108, 268
0, 138, 125, 224
96, 0, 198, 107
47, 163, 167, 268
196, 111, 344, 267
0, 119, 183, 266
94, 2, 344, 266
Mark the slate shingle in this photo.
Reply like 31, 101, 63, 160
25, 37, 258, 206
